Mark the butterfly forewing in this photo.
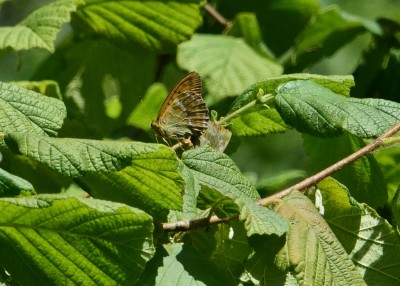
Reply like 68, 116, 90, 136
152, 72, 209, 142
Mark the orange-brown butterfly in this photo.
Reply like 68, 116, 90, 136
151, 72, 209, 146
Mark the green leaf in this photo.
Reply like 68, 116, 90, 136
318, 178, 400, 285
287, 6, 367, 71
0, 82, 66, 136
181, 146, 260, 201
303, 133, 387, 208
178, 161, 200, 219
182, 146, 287, 236
152, 243, 226, 286
177, 34, 282, 103
82, 146, 184, 218
230, 108, 288, 137
0, 168, 34, 197
188, 222, 253, 284
392, 186, 400, 233
229, 73, 354, 113
4, 133, 160, 177
245, 234, 294, 285
217, 0, 321, 55
197, 185, 241, 218
0, 195, 154, 285
240, 203, 288, 236
75, 0, 202, 52
4, 134, 184, 216
274, 190, 366, 285
9, 80, 62, 100
225, 13, 275, 59
0, 0, 77, 52
275, 80, 400, 137
34, 39, 156, 138
127, 83, 168, 133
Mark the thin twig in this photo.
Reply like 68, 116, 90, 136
162, 122, 400, 232
204, 3, 231, 28
257, 122, 400, 205
163, 215, 237, 232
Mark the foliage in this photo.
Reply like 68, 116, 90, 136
0, 0, 400, 285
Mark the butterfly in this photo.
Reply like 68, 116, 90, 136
151, 72, 209, 146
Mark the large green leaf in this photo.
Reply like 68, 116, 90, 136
275, 80, 400, 137
287, 6, 367, 71
75, 0, 202, 51
181, 147, 288, 236
181, 146, 259, 201
226, 74, 353, 137
0, 82, 66, 136
4, 134, 184, 216
177, 34, 282, 103
274, 190, 366, 285
303, 133, 387, 208
4, 133, 159, 177
0, 195, 154, 285
229, 74, 354, 113
0, 0, 76, 52
318, 178, 400, 285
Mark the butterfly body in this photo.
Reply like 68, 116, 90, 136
151, 72, 209, 143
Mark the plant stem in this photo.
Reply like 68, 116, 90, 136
203, 3, 231, 28
217, 94, 274, 125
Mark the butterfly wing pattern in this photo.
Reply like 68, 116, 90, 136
151, 72, 209, 143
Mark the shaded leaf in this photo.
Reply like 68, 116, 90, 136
303, 133, 387, 208
0, 168, 34, 197
75, 0, 202, 52
225, 12, 275, 59
275, 80, 400, 137
0, 82, 66, 136
10, 80, 62, 100
0, 195, 154, 285
0, 0, 76, 52
189, 222, 252, 285
197, 185, 240, 218
154, 243, 226, 286
287, 6, 367, 71
274, 190, 365, 285
318, 178, 400, 285
177, 34, 282, 103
